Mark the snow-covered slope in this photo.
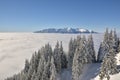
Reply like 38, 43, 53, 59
94, 52, 120, 80
79, 63, 101, 80
60, 52, 120, 80
60, 63, 101, 80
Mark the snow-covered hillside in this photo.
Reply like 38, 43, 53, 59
0, 33, 102, 80
94, 52, 120, 80
61, 52, 120, 80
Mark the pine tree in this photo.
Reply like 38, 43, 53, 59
80, 35, 90, 63
44, 43, 53, 62
108, 30, 113, 48
19, 72, 28, 80
34, 57, 46, 80
31, 71, 36, 80
97, 29, 112, 62
60, 41, 67, 69
87, 34, 96, 62
27, 53, 38, 80
42, 59, 51, 80
104, 28, 109, 42
72, 35, 89, 80
97, 29, 119, 62
118, 39, 120, 52
68, 38, 74, 69
24, 59, 30, 73
72, 47, 83, 80
99, 47, 118, 80
113, 29, 119, 52
50, 56, 57, 80
53, 41, 61, 73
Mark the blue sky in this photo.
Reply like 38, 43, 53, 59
0, 0, 120, 32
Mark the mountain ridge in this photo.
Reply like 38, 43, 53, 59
34, 28, 97, 33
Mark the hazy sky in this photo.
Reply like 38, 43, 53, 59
0, 0, 120, 32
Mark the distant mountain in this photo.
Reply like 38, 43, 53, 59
34, 28, 97, 33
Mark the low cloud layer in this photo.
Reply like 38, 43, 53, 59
0, 33, 103, 80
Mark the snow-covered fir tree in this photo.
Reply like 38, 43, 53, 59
87, 34, 96, 62
80, 35, 91, 63
118, 39, 120, 52
42, 58, 51, 80
97, 29, 119, 62
99, 47, 118, 80
43, 43, 53, 62
53, 41, 61, 73
24, 59, 30, 73
72, 35, 93, 80
60, 41, 67, 69
27, 52, 39, 80
113, 29, 119, 52
68, 35, 82, 69
34, 57, 46, 80
50, 56, 57, 80
97, 29, 110, 62
72, 47, 83, 80
68, 38, 75, 69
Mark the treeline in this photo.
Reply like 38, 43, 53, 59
97, 28, 119, 62
5, 29, 120, 80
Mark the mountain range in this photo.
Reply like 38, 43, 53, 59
34, 28, 97, 33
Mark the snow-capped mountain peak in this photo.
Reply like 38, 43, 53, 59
77, 28, 89, 32
66, 27, 72, 31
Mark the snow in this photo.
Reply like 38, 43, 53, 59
0, 33, 103, 80
61, 52, 120, 80
60, 69, 72, 80
116, 52, 120, 65
60, 63, 101, 80
94, 52, 120, 80
79, 63, 101, 80
78, 28, 88, 32
67, 27, 72, 31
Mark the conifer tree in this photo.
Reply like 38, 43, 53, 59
113, 29, 119, 52
27, 53, 38, 80
34, 57, 46, 80
53, 41, 61, 73
104, 28, 109, 42
50, 56, 57, 80
99, 47, 118, 80
72, 47, 83, 80
72, 35, 89, 80
42, 59, 51, 80
68, 38, 74, 69
97, 29, 112, 62
87, 34, 96, 62
97, 29, 119, 62
118, 39, 120, 52
24, 59, 30, 73
60, 41, 67, 69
